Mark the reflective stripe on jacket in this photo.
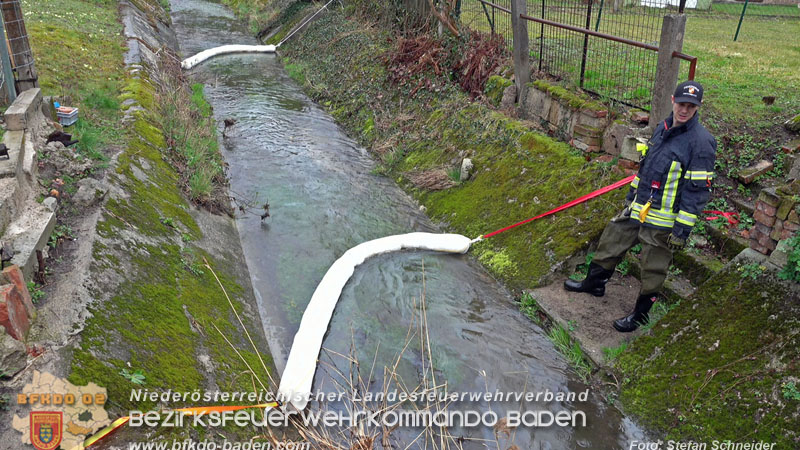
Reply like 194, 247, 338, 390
625, 112, 717, 239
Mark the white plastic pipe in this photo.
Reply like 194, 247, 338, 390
277, 232, 473, 411
181, 44, 277, 70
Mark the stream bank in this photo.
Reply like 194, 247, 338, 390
1, 0, 274, 445
261, 3, 800, 447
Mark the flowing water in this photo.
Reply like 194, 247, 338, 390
169, 1, 645, 447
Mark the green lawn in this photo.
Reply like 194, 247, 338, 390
22, 0, 126, 161
682, 14, 800, 130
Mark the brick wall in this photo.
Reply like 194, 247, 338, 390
750, 183, 800, 260
0, 265, 35, 341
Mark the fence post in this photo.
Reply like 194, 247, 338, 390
0, 20, 16, 104
0, 0, 38, 92
579, 0, 593, 88
649, 14, 686, 129
510, 0, 529, 104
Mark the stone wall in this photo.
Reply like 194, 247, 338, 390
749, 181, 800, 265
514, 79, 653, 174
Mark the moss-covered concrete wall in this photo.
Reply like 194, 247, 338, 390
66, 0, 273, 435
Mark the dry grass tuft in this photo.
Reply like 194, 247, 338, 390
406, 169, 456, 190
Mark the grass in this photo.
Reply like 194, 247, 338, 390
159, 79, 227, 205
23, 0, 125, 161
547, 324, 592, 380
681, 14, 800, 131
23, 2, 275, 437
519, 292, 542, 324
602, 342, 627, 362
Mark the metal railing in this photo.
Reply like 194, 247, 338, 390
521, 13, 696, 81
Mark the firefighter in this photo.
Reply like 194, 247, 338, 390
564, 81, 717, 332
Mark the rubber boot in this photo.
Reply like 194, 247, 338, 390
564, 262, 614, 297
613, 294, 657, 333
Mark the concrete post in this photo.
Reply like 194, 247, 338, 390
649, 14, 686, 129
510, 0, 529, 104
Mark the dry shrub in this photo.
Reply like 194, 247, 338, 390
453, 30, 509, 98
385, 30, 509, 99
406, 169, 456, 190
385, 35, 447, 89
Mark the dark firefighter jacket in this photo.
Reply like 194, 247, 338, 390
625, 112, 717, 239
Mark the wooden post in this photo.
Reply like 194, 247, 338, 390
510, 0, 529, 104
1, 0, 38, 92
649, 14, 686, 129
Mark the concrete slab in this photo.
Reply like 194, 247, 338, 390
2, 202, 57, 281
22, 130, 36, 178
0, 130, 24, 179
529, 275, 643, 367
4, 88, 42, 132
0, 177, 18, 234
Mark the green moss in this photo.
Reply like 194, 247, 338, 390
120, 76, 156, 112
671, 251, 724, 286
262, 1, 314, 45
786, 113, 800, 132
530, 79, 607, 112
477, 249, 519, 278
615, 267, 800, 445
484, 75, 513, 107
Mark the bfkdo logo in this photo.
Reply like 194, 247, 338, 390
30, 411, 63, 450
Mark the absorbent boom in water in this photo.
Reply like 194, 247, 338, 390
277, 232, 473, 412
181, 45, 277, 70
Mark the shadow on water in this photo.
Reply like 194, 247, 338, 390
169, 0, 646, 447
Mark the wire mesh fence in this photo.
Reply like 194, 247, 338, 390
1, 0, 36, 102
460, 0, 514, 48
531, 0, 669, 109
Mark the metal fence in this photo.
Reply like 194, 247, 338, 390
527, 0, 672, 109
461, 0, 672, 109
460, 0, 514, 46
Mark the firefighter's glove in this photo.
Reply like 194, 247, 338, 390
612, 201, 633, 223
667, 234, 686, 250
